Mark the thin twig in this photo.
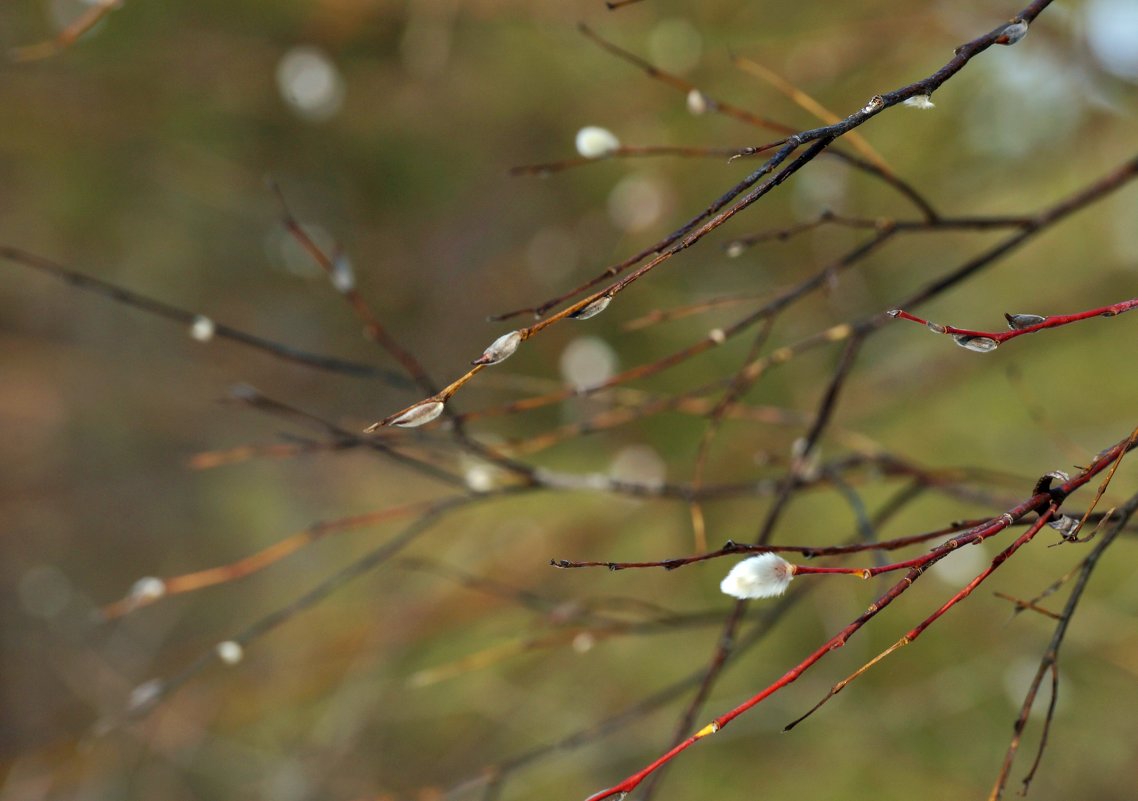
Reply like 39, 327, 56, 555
988, 490, 1138, 800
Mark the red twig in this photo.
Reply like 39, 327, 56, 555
988, 491, 1138, 800
580, 431, 1137, 801
887, 298, 1138, 352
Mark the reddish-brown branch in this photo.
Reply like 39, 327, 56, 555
371, 2, 1066, 430
887, 298, 1138, 352
574, 23, 939, 221
99, 498, 448, 619
552, 518, 995, 571
988, 490, 1138, 800
755, 334, 864, 544
784, 507, 1058, 731
639, 600, 749, 801
269, 181, 440, 397
580, 429, 1136, 801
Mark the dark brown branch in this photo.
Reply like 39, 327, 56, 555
0, 245, 405, 383
989, 490, 1138, 799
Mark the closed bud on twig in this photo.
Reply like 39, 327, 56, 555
953, 334, 999, 353
229, 383, 260, 401
473, 330, 522, 365
368, 399, 445, 431
686, 88, 709, 115
724, 241, 747, 258
926, 321, 947, 334
571, 294, 612, 320
575, 126, 620, 158
903, 94, 935, 110
190, 315, 216, 342
215, 640, 245, 665
720, 553, 795, 599
129, 576, 166, 604
127, 679, 163, 713
330, 252, 355, 293
998, 19, 1029, 45
1005, 312, 1045, 330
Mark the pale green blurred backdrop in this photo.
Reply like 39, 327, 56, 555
2, 1, 1137, 800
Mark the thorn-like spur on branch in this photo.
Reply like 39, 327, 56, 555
580, 427, 1138, 801
0, 246, 405, 383
886, 298, 1138, 353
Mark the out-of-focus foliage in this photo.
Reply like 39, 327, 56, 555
2, 1, 1137, 800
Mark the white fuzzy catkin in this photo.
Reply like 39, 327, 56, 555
215, 640, 245, 665
903, 94, 935, 110
388, 400, 445, 428
686, 89, 709, 115
720, 553, 794, 599
570, 294, 612, 320
130, 576, 167, 603
190, 315, 216, 342
330, 253, 356, 293
475, 330, 522, 365
575, 126, 620, 158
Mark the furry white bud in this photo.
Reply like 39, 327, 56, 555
330, 252, 355, 293
473, 330, 522, 365
720, 553, 795, 600
215, 640, 245, 665
1005, 313, 1045, 330
129, 577, 166, 604
999, 19, 1029, 45
724, 241, 746, 258
127, 679, 163, 713
390, 400, 445, 428
571, 294, 612, 320
575, 126, 620, 159
190, 315, 216, 342
686, 89, 709, 115
953, 334, 999, 353
368, 399, 445, 431
903, 94, 935, 110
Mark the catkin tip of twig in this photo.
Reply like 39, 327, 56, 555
575, 126, 620, 158
190, 315, 216, 342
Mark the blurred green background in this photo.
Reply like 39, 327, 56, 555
2, 1, 1137, 800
